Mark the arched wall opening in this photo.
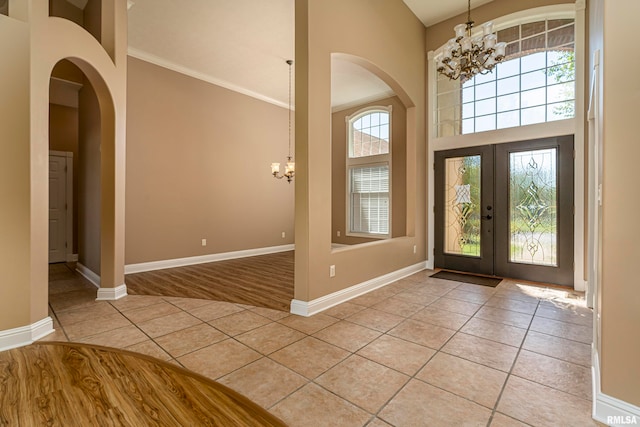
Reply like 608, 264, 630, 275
48, 59, 102, 283
45, 55, 119, 298
330, 53, 416, 248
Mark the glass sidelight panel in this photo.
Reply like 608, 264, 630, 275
444, 156, 482, 257
509, 148, 558, 266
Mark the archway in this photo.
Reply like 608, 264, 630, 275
45, 55, 121, 304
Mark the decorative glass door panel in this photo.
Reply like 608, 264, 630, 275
494, 136, 574, 285
509, 148, 558, 266
444, 156, 481, 257
435, 136, 574, 286
435, 145, 494, 275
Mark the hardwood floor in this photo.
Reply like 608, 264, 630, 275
0, 342, 286, 426
125, 251, 294, 312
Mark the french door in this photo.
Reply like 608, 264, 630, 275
434, 135, 574, 286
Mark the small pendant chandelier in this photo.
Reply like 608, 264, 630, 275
436, 0, 507, 81
271, 59, 295, 183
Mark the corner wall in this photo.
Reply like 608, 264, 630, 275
0, 13, 31, 331
594, 0, 640, 411
294, 0, 426, 305
0, 0, 128, 349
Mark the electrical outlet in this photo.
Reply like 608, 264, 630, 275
201, 239, 207, 246
282, 231, 286, 238
329, 265, 336, 277
413, 245, 417, 254
337, 231, 341, 237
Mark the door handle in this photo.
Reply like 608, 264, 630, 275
482, 215, 493, 220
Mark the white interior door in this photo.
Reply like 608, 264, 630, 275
49, 155, 67, 263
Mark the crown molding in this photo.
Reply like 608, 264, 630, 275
128, 48, 289, 109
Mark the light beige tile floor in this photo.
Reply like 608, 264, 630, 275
42, 263, 603, 426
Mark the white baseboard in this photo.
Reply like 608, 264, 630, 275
76, 263, 100, 288
67, 253, 79, 262
96, 284, 128, 301
0, 317, 54, 351
291, 261, 428, 317
592, 345, 640, 426
124, 244, 295, 274
426, 258, 434, 270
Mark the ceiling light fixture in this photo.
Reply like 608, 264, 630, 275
271, 59, 295, 183
436, 0, 507, 81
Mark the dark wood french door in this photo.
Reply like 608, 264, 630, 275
434, 135, 574, 286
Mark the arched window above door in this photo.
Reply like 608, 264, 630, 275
436, 17, 575, 137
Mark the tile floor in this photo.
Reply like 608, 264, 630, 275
42, 263, 602, 426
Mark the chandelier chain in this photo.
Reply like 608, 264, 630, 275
270, 59, 295, 183
287, 59, 292, 159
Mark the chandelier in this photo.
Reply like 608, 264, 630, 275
271, 59, 295, 183
436, 0, 507, 81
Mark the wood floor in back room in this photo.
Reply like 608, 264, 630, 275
125, 251, 294, 311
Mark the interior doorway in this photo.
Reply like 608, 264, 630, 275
48, 151, 73, 263
434, 135, 574, 286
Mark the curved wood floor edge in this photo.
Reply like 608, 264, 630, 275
0, 341, 287, 426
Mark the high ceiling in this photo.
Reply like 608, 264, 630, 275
127, 0, 493, 109
402, 0, 494, 27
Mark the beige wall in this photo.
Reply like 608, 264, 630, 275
0, 13, 32, 330
83, 0, 101, 44
331, 96, 407, 245
125, 57, 294, 264
77, 79, 102, 274
595, 0, 640, 407
295, 0, 426, 301
49, 0, 83, 26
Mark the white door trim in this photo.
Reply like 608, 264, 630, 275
49, 151, 73, 263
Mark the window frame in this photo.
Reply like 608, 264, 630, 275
433, 11, 576, 138
345, 106, 392, 239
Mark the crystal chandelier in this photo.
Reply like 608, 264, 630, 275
271, 59, 295, 183
436, 0, 507, 81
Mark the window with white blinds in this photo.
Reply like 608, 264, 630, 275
346, 107, 392, 238
349, 165, 390, 235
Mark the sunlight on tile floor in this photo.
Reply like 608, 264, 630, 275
43, 263, 601, 426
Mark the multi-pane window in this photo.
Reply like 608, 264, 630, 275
437, 19, 575, 137
350, 111, 390, 157
347, 108, 391, 237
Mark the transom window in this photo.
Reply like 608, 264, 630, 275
347, 108, 391, 237
437, 18, 575, 137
